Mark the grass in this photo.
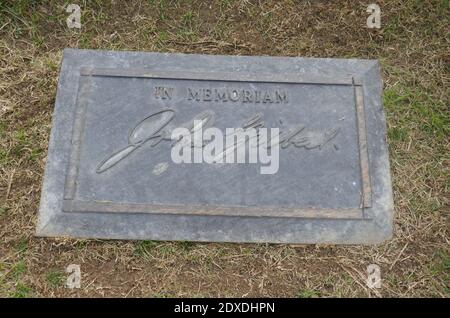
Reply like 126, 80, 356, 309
14, 237, 28, 253
10, 282, 32, 298
0, 0, 448, 297
45, 269, 64, 287
0, 206, 7, 216
134, 240, 159, 256
384, 86, 449, 141
1, 261, 32, 297
297, 290, 320, 298
9, 261, 27, 280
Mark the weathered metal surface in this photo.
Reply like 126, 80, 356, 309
36, 49, 394, 244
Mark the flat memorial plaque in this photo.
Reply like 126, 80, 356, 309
36, 49, 394, 244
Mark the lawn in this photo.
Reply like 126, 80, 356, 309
0, 0, 448, 297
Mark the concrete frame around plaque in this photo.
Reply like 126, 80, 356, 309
36, 49, 394, 244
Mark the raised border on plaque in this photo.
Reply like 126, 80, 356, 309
62, 68, 372, 220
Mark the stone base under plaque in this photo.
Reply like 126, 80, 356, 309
36, 49, 394, 244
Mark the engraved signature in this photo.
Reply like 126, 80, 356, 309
96, 109, 340, 173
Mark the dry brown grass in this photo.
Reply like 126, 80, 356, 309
0, 0, 448, 297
